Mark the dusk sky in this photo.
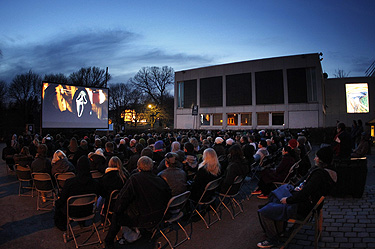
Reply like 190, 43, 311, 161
0, 0, 374, 85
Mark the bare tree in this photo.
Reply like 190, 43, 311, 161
8, 70, 42, 125
0, 80, 8, 107
69, 66, 111, 87
334, 69, 350, 78
43, 73, 69, 84
129, 66, 174, 107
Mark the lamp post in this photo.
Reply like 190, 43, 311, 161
148, 104, 160, 129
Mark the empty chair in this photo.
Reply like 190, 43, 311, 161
217, 175, 245, 219
64, 193, 102, 248
272, 160, 301, 189
190, 177, 222, 228
55, 172, 76, 194
32, 172, 56, 210
15, 164, 34, 197
153, 191, 191, 249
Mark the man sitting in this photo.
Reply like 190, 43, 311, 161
105, 156, 171, 247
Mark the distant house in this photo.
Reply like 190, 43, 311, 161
174, 53, 375, 130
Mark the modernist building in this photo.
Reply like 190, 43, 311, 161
174, 53, 375, 130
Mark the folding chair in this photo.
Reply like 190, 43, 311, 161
15, 164, 34, 197
102, 189, 119, 232
32, 172, 56, 210
217, 175, 245, 219
5, 155, 15, 174
55, 172, 76, 194
90, 170, 103, 179
272, 160, 301, 189
190, 177, 222, 228
64, 193, 102, 248
280, 196, 325, 249
153, 191, 191, 249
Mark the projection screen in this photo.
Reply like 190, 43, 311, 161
42, 82, 109, 128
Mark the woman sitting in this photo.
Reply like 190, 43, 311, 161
13, 146, 33, 167
51, 150, 75, 177
190, 148, 221, 202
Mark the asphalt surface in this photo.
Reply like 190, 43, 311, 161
1, 143, 374, 249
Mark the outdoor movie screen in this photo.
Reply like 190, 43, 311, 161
345, 83, 369, 114
42, 82, 109, 128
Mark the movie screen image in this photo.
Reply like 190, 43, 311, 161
345, 83, 369, 113
42, 82, 109, 128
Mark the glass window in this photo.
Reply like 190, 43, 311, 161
241, 113, 252, 126
306, 67, 317, 102
183, 79, 197, 108
200, 76, 223, 107
200, 114, 210, 126
213, 113, 223, 126
272, 113, 284, 125
257, 112, 269, 126
227, 113, 238, 126
226, 73, 252, 106
177, 81, 184, 107
287, 68, 308, 103
255, 70, 284, 105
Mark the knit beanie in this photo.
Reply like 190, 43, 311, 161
316, 146, 333, 165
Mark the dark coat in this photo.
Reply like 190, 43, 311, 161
31, 155, 52, 175
158, 167, 187, 196
190, 166, 221, 202
89, 154, 106, 173
220, 158, 249, 195
99, 170, 125, 213
261, 154, 295, 184
114, 171, 171, 228
51, 158, 75, 177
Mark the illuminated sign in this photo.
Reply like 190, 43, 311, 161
345, 83, 369, 113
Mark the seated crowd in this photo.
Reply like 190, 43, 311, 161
1, 121, 369, 248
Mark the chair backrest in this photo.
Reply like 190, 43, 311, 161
223, 175, 245, 196
68, 193, 97, 207
107, 189, 119, 211
55, 172, 76, 188
67, 194, 97, 220
32, 173, 54, 191
196, 177, 222, 203
90, 170, 103, 179
15, 164, 32, 181
162, 191, 191, 218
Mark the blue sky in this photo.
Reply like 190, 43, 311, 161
0, 0, 374, 84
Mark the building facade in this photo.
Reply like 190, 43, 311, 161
174, 53, 326, 130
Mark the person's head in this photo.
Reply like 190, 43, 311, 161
215, 137, 224, 145
297, 136, 306, 146
200, 148, 220, 176
137, 156, 154, 172
147, 138, 155, 146
76, 155, 91, 176
52, 150, 67, 163
141, 147, 153, 159
37, 144, 48, 157
80, 139, 88, 149
20, 146, 30, 156
282, 145, 292, 155
184, 142, 195, 155
240, 136, 248, 144
314, 146, 333, 167
105, 141, 114, 152
69, 137, 78, 147
130, 139, 137, 147
165, 152, 178, 168
135, 143, 144, 154
171, 141, 180, 152
108, 156, 122, 169
228, 144, 243, 161
337, 122, 346, 133
259, 140, 267, 148
189, 137, 199, 150
226, 138, 234, 146
154, 140, 164, 151
95, 138, 102, 148
288, 139, 298, 149
266, 139, 272, 146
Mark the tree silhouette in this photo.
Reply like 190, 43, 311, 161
69, 66, 110, 87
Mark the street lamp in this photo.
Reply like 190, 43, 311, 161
148, 104, 159, 129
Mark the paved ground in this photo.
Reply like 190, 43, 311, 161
1, 143, 374, 249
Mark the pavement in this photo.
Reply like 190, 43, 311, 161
1, 143, 375, 249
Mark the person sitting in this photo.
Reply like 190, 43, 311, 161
51, 150, 75, 177
153, 140, 165, 166
254, 140, 269, 163
219, 144, 249, 195
126, 143, 144, 173
54, 155, 101, 231
13, 146, 33, 167
212, 137, 226, 157
2, 140, 17, 171
30, 144, 51, 175
99, 156, 127, 216
190, 148, 221, 202
333, 122, 352, 159
256, 146, 337, 248
183, 142, 198, 177
351, 132, 370, 158
252, 145, 295, 199
72, 139, 90, 166
104, 156, 171, 248
66, 137, 78, 161
158, 152, 188, 196
88, 148, 107, 173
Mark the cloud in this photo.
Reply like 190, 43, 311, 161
0, 29, 212, 84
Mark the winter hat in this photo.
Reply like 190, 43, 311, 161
215, 137, 224, 144
226, 138, 234, 146
288, 139, 298, 149
154, 140, 164, 150
316, 146, 333, 165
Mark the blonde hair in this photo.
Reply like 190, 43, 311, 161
108, 156, 126, 183
199, 148, 221, 176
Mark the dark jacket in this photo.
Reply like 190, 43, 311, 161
51, 158, 75, 177
190, 166, 221, 202
89, 154, 107, 173
286, 167, 337, 217
220, 158, 249, 195
261, 154, 295, 184
99, 169, 125, 213
13, 154, 33, 167
31, 155, 52, 175
114, 171, 171, 228
158, 167, 188, 196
